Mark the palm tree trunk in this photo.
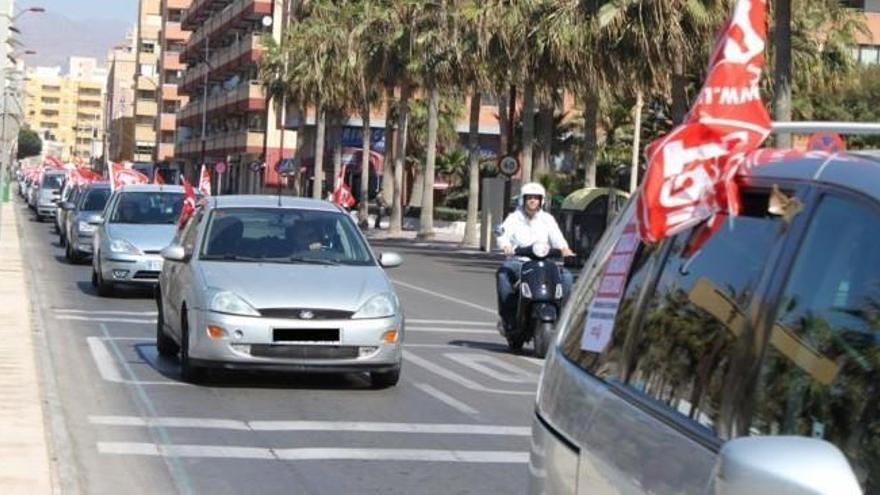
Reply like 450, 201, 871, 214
332, 112, 343, 191
294, 105, 306, 196
389, 83, 411, 235
672, 51, 688, 125
536, 102, 553, 177
463, 86, 481, 247
521, 81, 535, 182
381, 86, 395, 206
313, 100, 326, 200
359, 101, 371, 228
773, 0, 793, 148
497, 88, 509, 157
630, 91, 644, 193
419, 87, 439, 239
583, 89, 599, 188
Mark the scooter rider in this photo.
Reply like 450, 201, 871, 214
496, 182, 574, 333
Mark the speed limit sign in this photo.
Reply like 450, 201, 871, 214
498, 155, 519, 177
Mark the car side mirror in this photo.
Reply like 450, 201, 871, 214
161, 245, 188, 263
378, 252, 403, 268
88, 215, 104, 225
711, 436, 861, 495
60, 201, 76, 211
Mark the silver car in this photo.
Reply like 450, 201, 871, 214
61, 182, 110, 262
56, 180, 82, 241
155, 195, 404, 387
35, 170, 65, 220
529, 152, 877, 494
91, 184, 186, 296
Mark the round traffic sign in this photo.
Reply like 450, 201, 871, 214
214, 161, 227, 174
498, 155, 519, 177
806, 132, 846, 153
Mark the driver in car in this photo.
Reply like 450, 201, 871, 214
496, 182, 574, 334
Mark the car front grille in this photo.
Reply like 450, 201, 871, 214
258, 308, 354, 320
132, 270, 160, 280
250, 345, 359, 360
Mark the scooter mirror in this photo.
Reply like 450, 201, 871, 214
494, 224, 504, 237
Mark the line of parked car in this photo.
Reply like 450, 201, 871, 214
16, 169, 405, 388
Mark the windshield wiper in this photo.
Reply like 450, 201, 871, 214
284, 256, 341, 266
201, 254, 265, 262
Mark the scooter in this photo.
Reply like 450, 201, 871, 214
499, 242, 571, 358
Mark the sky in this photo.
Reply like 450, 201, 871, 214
19, 0, 136, 22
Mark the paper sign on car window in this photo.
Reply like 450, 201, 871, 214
581, 222, 639, 353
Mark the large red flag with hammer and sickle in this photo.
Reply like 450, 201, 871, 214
636, 0, 772, 243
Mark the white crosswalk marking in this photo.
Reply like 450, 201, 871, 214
444, 353, 540, 384
402, 351, 534, 396
86, 337, 184, 387
88, 415, 529, 436
412, 382, 480, 417
54, 309, 158, 316
58, 315, 156, 324
97, 443, 529, 463
406, 319, 495, 327
407, 326, 495, 335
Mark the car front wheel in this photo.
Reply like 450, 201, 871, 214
179, 309, 204, 383
156, 292, 179, 357
370, 365, 401, 389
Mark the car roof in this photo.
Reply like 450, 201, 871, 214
116, 184, 185, 193
745, 150, 880, 200
83, 182, 110, 189
205, 195, 344, 212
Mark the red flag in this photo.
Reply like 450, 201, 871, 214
331, 165, 357, 208
636, 0, 771, 243
199, 164, 212, 196
178, 177, 197, 230
110, 162, 149, 191
153, 171, 165, 185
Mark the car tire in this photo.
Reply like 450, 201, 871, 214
370, 365, 401, 389
179, 309, 204, 383
156, 293, 179, 357
65, 241, 80, 263
533, 321, 554, 359
95, 260, 114, 297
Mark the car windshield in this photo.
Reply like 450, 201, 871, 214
42, 174, 63, 190
200, 208, 374, 266
81, 188, 110, 211
109, 191, 184, 224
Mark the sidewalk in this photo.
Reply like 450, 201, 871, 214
0, 202, 52, 494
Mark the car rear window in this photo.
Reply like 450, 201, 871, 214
109, 191, 185, 224
81, 188, 110, 212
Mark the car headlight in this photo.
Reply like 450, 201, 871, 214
209, 290, 261, 317
352, 293, 397, 319
109, 238, 142, 255
78, 221, 96, 234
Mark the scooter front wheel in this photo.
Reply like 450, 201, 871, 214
506, 334, 526, 352
533, 321, 554, 358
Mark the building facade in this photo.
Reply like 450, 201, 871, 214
177, 0, 292, 192
155, 0, 191, 164
105, 32, 137, 162
24, 60, 106, 162
133, 0, 162, 163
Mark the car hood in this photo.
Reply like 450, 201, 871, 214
76, 211, 104, 224
106, 223, 177, 252
198, 261, 391, 312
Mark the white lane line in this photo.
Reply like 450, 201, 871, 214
407, 326, 496, 335
89, 415, 528, 435
445, 353, 539, 384
58, 315, 156, 324
86, 337, 185, 387
407, 319, 496, 327
97, 443, 528, 463
412, 382, 480, 417
403, 351, 534, 396
54, 309, 158, 316
393, 280, 495, 315
90, 416, 249, 430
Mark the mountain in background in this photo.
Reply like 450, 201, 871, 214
17, 11, 131, 71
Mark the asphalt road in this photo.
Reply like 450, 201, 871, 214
17, 199, 545, 495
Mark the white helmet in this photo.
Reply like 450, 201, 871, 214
519, 182, 546, 208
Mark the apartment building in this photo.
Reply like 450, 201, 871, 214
177, 0, 293, 192
156, 0, 191, 163
134, 0, 162, 163
105, 33, 137, 162
24, 60, 106, 162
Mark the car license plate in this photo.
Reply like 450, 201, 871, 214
149, 260, 162, 271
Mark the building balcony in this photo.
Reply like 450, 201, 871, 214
162, 51, 185, 71
161, 84, 180, 101
168, 0, 192, 8
160, 112, 177, 131
136, 100, 158, 117
135, 124, 156, 142
181, 33, 263, 93
163, 21, 190, 43
181, 0, 230, 29
182, 0, 271, 61
178, 80, 265, 125
137, 75, 159, 91
157, 142, 177, 161
175, 130, 264, 158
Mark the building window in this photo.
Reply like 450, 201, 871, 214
140, 64, 156, 77
167, 9, 183, 23
855, 45, 880, 65
138, 90, 157, 101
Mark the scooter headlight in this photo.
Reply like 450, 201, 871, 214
532, 242, 550, 258
555, 283, 564, 300
521, 283, 532, 299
